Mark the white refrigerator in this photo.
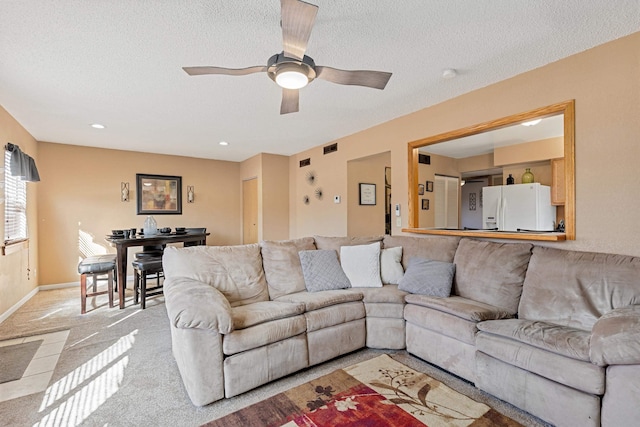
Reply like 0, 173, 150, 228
482, 183, 556, 232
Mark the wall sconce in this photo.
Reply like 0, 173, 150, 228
187, 185, 194, 203
121, 182, 129, 202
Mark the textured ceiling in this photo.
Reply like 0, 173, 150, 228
0, 1, 638, 162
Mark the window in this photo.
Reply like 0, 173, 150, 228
4, 149, 28, 243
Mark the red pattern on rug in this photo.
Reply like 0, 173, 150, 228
290, 383, 425, 426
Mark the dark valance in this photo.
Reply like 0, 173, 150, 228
5, 143, 40, 182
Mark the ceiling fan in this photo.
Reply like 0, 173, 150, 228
182, 0, 392, 114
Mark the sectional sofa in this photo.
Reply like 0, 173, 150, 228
162, 235, 640, 427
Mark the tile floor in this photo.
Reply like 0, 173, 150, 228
0, 330, 69, 403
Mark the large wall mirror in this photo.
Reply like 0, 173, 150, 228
407, 100, 575, 241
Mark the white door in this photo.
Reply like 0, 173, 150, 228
434, 175, 459, 229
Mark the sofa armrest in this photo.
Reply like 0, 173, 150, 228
591, 305, 640, 366
164, 277, 233, 334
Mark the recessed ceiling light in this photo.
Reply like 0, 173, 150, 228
91, 123, 105, 129
219, 141, 229, 146
521, 119, 542, 127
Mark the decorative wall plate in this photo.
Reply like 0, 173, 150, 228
306, 171, 316, 185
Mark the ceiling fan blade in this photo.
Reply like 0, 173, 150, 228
281, 0, 318, 61
280, 88, 299, 114
182, 66, 267, 76
316, 66, 392, 90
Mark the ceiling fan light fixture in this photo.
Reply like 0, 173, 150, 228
275, 65, 309, 89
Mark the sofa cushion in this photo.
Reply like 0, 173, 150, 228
231, 301, 306, 330
380, 246, 404, 285
350, 284, 407, 304
162, 245, 269, 307
340, 242, 383, 288
519, 246, 640, 331
365, 302, 405, 319
382, 235, 460, 269
477, 318, 591, 362
405, 294, 513, 322
398, 258, 455, 297
275, 290, 363, 312
453, 238, 532, 315
299, 250, 351, 292
314, 235, 383, 260
260, 237, 316, 299
404, 303, 479, 345
476, 332, 605, 396
222, 315, 306, 356
304, 301, 365, 332
591, 305, 640, 366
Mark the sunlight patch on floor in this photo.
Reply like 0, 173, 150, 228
34, 330, 137, 427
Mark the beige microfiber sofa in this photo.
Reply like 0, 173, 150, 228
163, 235, 640, 427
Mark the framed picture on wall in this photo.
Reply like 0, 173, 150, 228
359, 183, 376, 205
136, 173, 182, 215
418, 184, 425, 195
426, 180, 434, 192
422, 199, 430, 210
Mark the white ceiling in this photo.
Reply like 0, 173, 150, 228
1, 1, 638, 162
421, 115, 565, 158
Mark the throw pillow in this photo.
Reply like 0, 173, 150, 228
398, 257, 455, 297
340, 242, 383, 288
380, 246, 404, 285
299, 250, 351, 292
314, 235, 384, 260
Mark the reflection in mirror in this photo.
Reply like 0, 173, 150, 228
407, 100, 575, 241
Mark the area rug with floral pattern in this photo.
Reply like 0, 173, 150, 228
202, 354, 521, 427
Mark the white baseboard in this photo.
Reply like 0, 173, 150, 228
0, 286, 39, 324
39, 281, 79, 290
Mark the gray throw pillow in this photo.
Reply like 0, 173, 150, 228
299, 250, 351, 292
398, 257, 455, 297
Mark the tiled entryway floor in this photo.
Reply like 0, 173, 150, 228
0, 330, 69, 403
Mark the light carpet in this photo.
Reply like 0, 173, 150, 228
204, 354, 522, 427
0, 287, 551, 427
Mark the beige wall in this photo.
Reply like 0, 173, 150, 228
347, 152, 390, 236
2, 31, 640, 317
289, 32, 640, 257
261, 154, 290, 241
37, 142, 241, 285
240, 153, 290, 242
494, 137, 563, 166
0, 106, 40, 317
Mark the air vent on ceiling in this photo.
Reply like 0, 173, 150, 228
418, 154, 431, 165
299, 158, 311, 167
323, 143, 338, 155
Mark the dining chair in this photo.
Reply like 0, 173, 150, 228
78, 254, 116, 314
184, 227, 207, 246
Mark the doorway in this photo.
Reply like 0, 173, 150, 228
460, 178, 489, 229
346, 152, 391, 237
242, 178, 258, 244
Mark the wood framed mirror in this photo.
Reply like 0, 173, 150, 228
406, 100, 575, 241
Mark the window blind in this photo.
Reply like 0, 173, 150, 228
4, 150, 28, 243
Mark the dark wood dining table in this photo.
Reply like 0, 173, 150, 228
105, 231, 208, 308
